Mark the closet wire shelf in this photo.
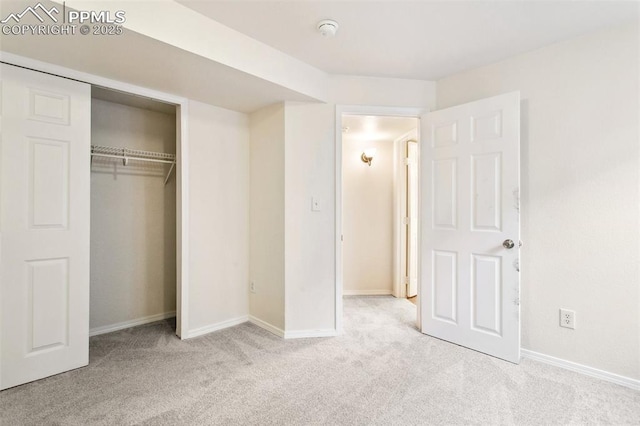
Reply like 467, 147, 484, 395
90, 145, 176, 185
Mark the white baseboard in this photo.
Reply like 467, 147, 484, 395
247, 317, 337, 339
185, 315, 249, 339
521, 349, 640, 391
284, 329, 338, 339
90, 311, 176, 337
343, 290, 393, 296
248, 316, 285, 338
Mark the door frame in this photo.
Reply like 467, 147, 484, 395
335, 105, 427, 334
393, 131, 418, 300
0, 52, 191, 338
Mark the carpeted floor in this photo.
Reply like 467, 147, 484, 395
1, 296, 638, 425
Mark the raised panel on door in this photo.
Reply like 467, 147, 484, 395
471, 153, 501, 232
471, 110, 502, 142
29, 88, 71, 125
28, 258, 70, 352
432, 250, 457, 324
421, 92, 520, 364
0, 64, 90, 390
432, 158, 457, 230
29, 138, 70, 229
471, 254, 501, 336
432, 121, 458, 148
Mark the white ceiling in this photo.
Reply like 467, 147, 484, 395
179, 0, 638, 80
342, 115, 417, 144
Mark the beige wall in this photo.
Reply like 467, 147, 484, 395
342, 137, 395, 295
283, 102, 336, 332
90, 99, 176, 330
437, 23, 640, 379
187, 100, 250, 332
250, 104, 286, 330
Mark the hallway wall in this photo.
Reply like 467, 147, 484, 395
342, 138, 395, 295
187, 100, 250, 334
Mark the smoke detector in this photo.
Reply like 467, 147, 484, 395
317, 19, 339, 37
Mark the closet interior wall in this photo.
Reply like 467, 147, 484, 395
90, 89, 177, 332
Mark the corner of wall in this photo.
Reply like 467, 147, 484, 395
249, 102, 286, 331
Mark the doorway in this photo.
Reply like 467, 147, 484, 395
336, 94, 520, 362
338, 110, 420, 329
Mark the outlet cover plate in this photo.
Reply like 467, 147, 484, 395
560, 308, 575, 329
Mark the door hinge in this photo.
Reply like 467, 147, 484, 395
402, 217, 410, 225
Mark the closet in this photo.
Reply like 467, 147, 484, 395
0, 63, 183, 390
89, 87, 177, 335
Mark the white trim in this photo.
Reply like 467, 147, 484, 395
0, 52, 191, 340
284, 329, 338, 339
335, 105, 427, 337
415, 114, 423, 330
89, 312, 176, 337
334, 106, 344, 336
184, 316, 249, 339
392, 129, 418, 300
175, 102, 190, 339
343, 290, 393, 296
248, 316, 285, 338
521, 349, 640, 391
393, 132, 406, 300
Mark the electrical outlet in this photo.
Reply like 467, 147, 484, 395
559, 309, 575, 329
250, 282, 256, 294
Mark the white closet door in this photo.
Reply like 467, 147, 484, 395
0, 64, 91, 390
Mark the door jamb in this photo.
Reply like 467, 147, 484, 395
0, 52, 191, 338
393, 130, 418, 300
335, 105, 427, 334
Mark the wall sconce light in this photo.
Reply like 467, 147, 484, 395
361, 148, 377, 166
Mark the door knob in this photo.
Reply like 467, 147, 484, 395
503, 239, 515, 249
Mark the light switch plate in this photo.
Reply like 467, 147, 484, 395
312, 197, 321, 212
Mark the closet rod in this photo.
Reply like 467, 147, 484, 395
90, 153, 175, 165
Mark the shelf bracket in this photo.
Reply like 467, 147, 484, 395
163, 162, 176, 185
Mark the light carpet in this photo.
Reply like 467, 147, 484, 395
1, 296, 638, 425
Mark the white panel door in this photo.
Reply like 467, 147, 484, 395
420, 92, 520, 363
0, 64, 91, 390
